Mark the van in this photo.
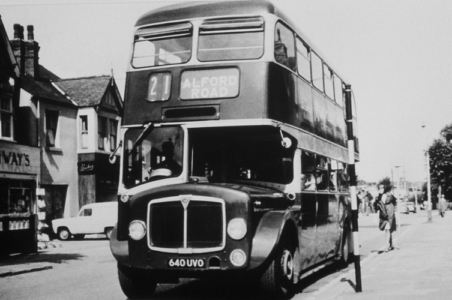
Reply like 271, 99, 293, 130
52, 202, 117, 240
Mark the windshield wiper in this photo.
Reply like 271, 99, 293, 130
127, 122, 154, 157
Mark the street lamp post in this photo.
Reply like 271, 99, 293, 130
422, 124, 432, 223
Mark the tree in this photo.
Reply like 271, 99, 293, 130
428, 137, 452, 202
440, 123, 452, 143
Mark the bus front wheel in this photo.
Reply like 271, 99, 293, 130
260, 234, 296, 299
117, 263, 157, 299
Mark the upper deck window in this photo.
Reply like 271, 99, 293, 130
198, 17, 264, 61
274, 22, 296, 71
132, 23, 192, 68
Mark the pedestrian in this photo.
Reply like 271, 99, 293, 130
374, 184, 397, 252
438, 194, 448, 218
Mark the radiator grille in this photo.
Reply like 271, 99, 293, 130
148, 195, 225, 253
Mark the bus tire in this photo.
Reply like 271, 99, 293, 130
117, 263, 157, 299
260, 233, 296, 299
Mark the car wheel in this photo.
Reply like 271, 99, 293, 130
58, 228, 71, 240
105, 227, 113, 240
117, 263, 157, 299
260, 232, 296, 299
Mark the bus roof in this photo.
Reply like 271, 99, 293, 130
135, 1, 279, 27
134, 1, 349, 84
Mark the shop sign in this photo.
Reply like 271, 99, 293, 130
78, 161, 96, 175
0, 144, 39, 174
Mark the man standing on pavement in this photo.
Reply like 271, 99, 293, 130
438, 194, 448, 218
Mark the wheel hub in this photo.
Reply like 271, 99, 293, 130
281, 250, 294, 281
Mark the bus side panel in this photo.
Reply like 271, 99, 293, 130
315, 193, 329, 264
298, 193, 316, 270
327, 193, 340, 257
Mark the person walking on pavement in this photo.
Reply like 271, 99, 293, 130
438, 194, 448, 218
374, 184, 397, 252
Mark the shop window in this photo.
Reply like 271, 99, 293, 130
46, 110, 59, 147
109, 119, 118, 151
0, 97, 13, 140
80, 115, 88, 149
98, 116, 108, 150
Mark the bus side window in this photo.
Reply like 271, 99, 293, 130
316, 155, 328, 191
296, 38, 311, 82
337, 162, 349, 192
301, 151, 316, 191
274, 22, 295, 71
329, 160, 338, 192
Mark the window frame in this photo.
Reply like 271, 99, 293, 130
296, 37, 311, 82
0, 96, 14, 140
274, 21, 296, 71
45, 110, 60, 148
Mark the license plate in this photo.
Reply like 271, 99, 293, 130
168, 258, 206, 268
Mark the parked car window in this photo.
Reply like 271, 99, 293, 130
79, 208, 92, 217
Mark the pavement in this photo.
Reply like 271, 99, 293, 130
304, 209, 452, 300
1, 210, 451, 300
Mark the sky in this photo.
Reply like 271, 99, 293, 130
1, 0, 452, 183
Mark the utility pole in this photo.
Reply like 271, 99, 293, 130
345, 84, 362, 293
422, 124, 432, 223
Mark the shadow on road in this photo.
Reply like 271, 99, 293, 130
0, 252, 85, 266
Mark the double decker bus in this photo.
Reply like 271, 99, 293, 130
110, 1, 359, 299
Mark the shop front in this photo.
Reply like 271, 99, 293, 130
0, 143, 40, 256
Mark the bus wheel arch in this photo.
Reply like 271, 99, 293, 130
259, 223, 299, 299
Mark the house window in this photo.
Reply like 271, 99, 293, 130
109, 119, 118, 151
80, 116, 88, 149
46, 110, 59, 147
0, 97, 13, 139
98, 116, 108, 150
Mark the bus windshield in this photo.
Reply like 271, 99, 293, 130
123, 125, 295, 189
132, 23, 192, 68
198, 17, 264, 61
123, 126, 184, 188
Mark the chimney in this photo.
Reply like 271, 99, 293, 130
10, 24, 40, 78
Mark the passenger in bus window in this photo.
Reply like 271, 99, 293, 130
274, 29, 288, 66
301, 174, 316, 191
316, 171, 328, 191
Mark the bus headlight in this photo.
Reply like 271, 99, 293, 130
129, 220, 146, 240
120, 194, 130, 203
227, 218, 247, 240
230, 249, 247, 267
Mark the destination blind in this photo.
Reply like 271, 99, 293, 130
180, 68, 239, 100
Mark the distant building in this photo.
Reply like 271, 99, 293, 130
6, 22, 123, 224
53, 76, 123, 207
0, 17, 38, 254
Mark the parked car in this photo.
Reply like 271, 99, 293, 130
52, 202, 117, 240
